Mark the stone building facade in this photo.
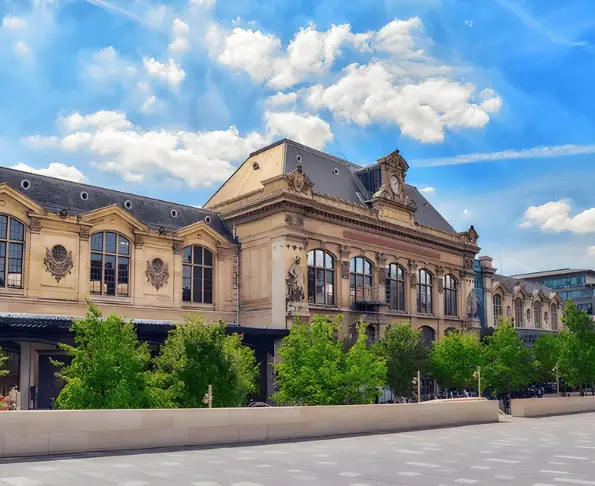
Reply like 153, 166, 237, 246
1, 139, 482, 407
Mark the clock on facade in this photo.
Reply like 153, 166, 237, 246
390, 175, 400, 195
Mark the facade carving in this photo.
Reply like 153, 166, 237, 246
146, 258, 169, 291
43, 245, 74, 283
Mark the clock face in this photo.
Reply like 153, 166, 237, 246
390, 175, 400, 195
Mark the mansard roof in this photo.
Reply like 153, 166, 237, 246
0, 166, 233, 240
281, 139, 457, 234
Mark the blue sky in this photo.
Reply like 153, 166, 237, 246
1, 0, 595, 274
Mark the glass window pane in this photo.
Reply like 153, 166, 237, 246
182, 265, 191, 301
194, 246, 203, 265
118, 235, 130, 255
398, 283, 405, 311
204, 248, 213, 267
0, 241, 5, 287
356, 257, 363, 274
325, 270, 334, 305
91, 233, 103, 252
315, 250, 324, 268
365, 276, 372, 288
356, 275, 364, 287
307, 251, 314, 266
0, 215, 7, 239
105, 232, 117, 254
350, 258, 355, 273
325, 252, 333, 269
193, 265, 203, 303
104, 255, 116, 295
308, 267, 315, 303
398, 266, 404, 280
364, 260, 371, 275
390, 264, 397, 280
316, 268, 325, 304
117, 257, 129, 296
90, 253, 102, 294
183, 246, 192, 263
9, 219, 24, 241
7, 243, 23, 288
204, 267, 213, 304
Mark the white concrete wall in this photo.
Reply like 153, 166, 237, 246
511, 396, 595, 418
0, 400, 499, 458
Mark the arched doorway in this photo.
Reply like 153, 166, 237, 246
419, 326, 436, 348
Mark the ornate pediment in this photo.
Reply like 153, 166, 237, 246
372, 149, 413, 209
286, 167, 314, 195
459, 225, 479, 245
78, 204, 149, 232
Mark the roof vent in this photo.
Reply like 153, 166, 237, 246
20, 179, 31, 190
204, 215, 212, 225
333, 168, 339, 176
296, 154, 302, 163
124, 200, 133, 210
80, 191, 89, 201
170, 209, 178, 218
252, 161, 260, 170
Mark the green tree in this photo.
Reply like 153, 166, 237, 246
429, 330, 483, 390
532, 333, 560, 383
54, 304, 153, 409
151, 314, 259, 408
482, 321, 535, 397
558, 301, 595, 393
0, 347, 8, 378
273, 315, 386, 405
374, 323, 427, 397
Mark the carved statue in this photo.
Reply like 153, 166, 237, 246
466, 289, 478, 317
286, 256, 305, 303
146, 258, 169, 290
44, 245, 73, 282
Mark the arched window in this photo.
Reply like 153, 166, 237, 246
493, 294, 502, 326
0, 215, 24, 289
307, 249, 334, 305
551, 304, 558, 330
420, 326, 436, 347
514, 298, 523, 327
350, 256, 373, 303
90, 231, 130, 296
386, 263, 406, 311
417, 269, 433, 314
534, 301, 541, 328
182, 246, 214, 304
444, 274, 458, 317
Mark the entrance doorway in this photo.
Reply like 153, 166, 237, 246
37, 353, 71, 410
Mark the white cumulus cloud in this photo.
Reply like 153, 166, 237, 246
419, 186, 435, 194
169, 18, 190, 54
2, 15, 27, 30
143, 57, 186, 89
264, 111, 333, 150
266, 92, 298, 106
523, 199, 595, 234
11, 162, 87, 183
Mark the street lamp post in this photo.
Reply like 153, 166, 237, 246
473, 366, 481, 398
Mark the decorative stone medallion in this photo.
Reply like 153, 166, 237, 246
44, 244, 74, 282
146, 258, 169, 290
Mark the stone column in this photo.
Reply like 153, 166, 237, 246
338, 245, 350, 309
27, 217, 43, 297
376, 252, 387, 304
17, 342, 32, 410
408, 260, 419, 317
77, 226, 91, 300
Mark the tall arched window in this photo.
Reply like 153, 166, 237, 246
551, 304, 558, 330
307, 249, 334, 305
350, 256, 372, 303
417, 269, 433, 314
90, 231, 130, 296
182, 245, 214, 304
534, 301, 541, 328
514, 298, 523, 327
444, 274, 458, 317
493, 294, 502, 327
0, 215, 24, 289
386, 263, 406, 311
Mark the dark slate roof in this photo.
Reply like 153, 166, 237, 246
511, 268, 594, 279
494, 274, 556, 299
0, 166, 233, 239
282, 139, 457, 234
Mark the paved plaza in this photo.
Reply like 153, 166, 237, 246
2, 413, 595, 485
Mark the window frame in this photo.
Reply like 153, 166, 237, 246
182, 245, 214, 305
534, 301, 541, 328
493, 294, 502, 327
385, 263, 406, 312
514, 297, 523, 327
0, 214, 25, 290
551, 304, 558, 329
307, 249, 335, 306
349, 256, 373, 304
443, 274, 458, 317
89, 231, 131, 297
417, 269, 433, 314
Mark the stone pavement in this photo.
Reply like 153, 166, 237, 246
2, 412, 595, 485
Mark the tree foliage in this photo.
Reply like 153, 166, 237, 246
558, 301, 595, 390
374, 323, 427, 397
273, 315, 386, 405
482, 320, 535, 396
0, 347, 8, 378
429, 330, 483, 390
54, 304, 153, 409
151, 314, 259, 408
532, 333, 560, 383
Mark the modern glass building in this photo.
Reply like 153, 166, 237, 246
511, 268, 595, 316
